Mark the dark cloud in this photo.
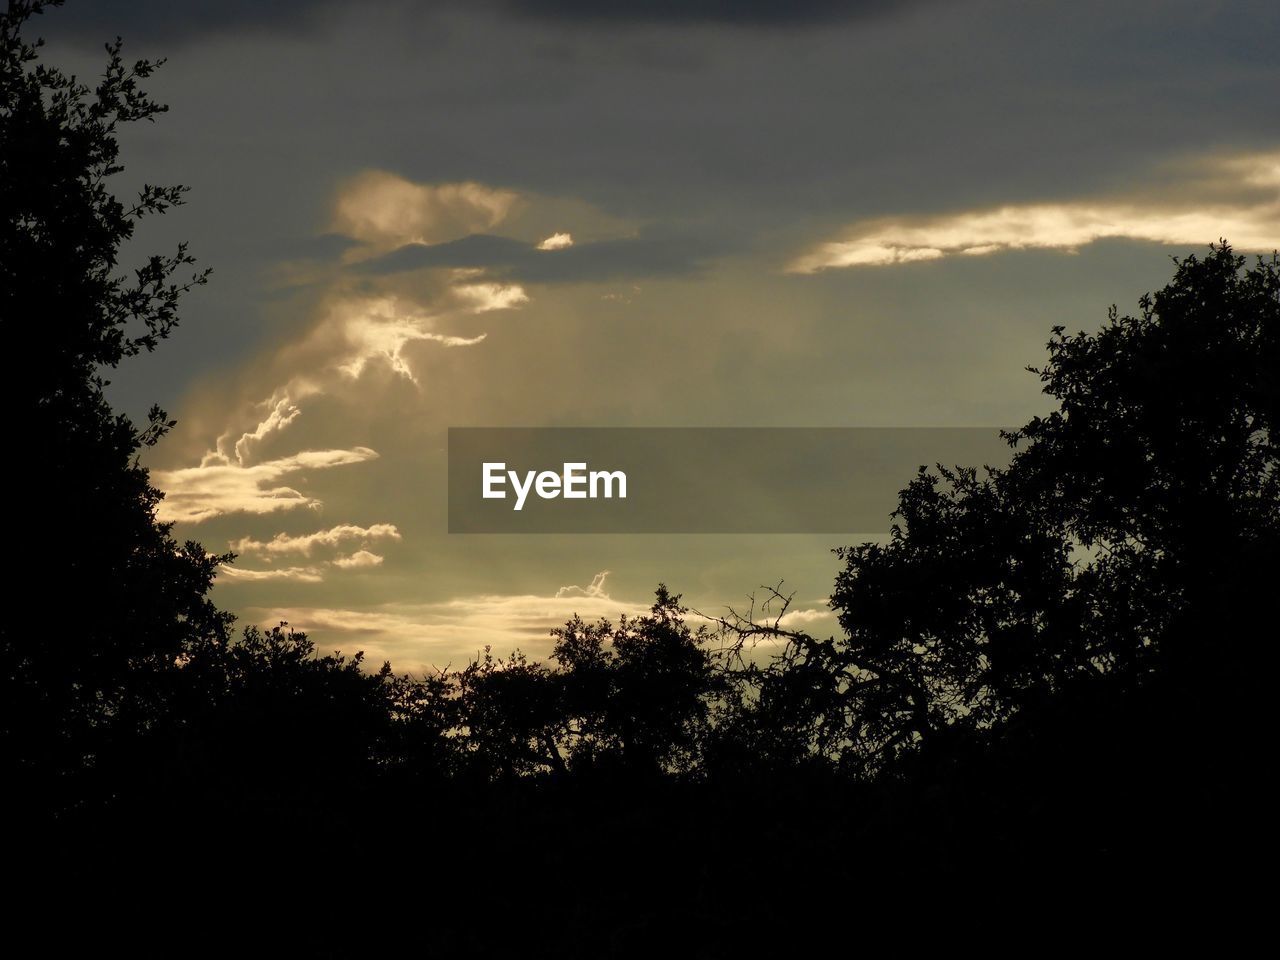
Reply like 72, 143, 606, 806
500, 1, 914, 26
274, 233, 361, 262
355, 231, 724, 284
35, 0, 341, 44
62, 0, 1280, 422
40, 0, 918, 45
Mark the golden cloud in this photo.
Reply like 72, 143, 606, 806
155, 447, 379, 523
332, 171, 519, 249
231, 523, 401, 557
246, 571, 653, 670
790, 150, 1280, 272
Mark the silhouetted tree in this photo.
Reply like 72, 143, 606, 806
552, 585, 718, 774
723, 243, 1278, 776
1004, 244, 1279, 678
373, 660, 459, 780
455, 648, 566, 779
449, 587, 719, 780
170, 625, 415, 796
1, 0, 232, 808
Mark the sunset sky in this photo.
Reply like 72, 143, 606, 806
42, 0, 1280, 671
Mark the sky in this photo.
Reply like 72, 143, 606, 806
38, 0, 1280, 671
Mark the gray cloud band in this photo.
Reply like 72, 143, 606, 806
48, 0, 917, 43
353, 231, 721, 283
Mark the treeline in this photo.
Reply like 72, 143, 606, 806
117, 588, 719, 792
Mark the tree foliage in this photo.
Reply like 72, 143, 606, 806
552, 585, 717, 774
456, 586, 720, 779
1, 0, 230, 800
723, 244, 1279, 775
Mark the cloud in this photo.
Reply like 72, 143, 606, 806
450, 282, 530, 313
331, 550, 385, 569
330, 294, 499, 381
356, 235, 530, 273
217, 546, 389, 585
776, 606, 835, 629
231, 523, 401, 557
249, 572, 651, 670
789, 150, 1280, 272
537, 232, 575, 250
329, 170, 658, 287
500, 1, 914, 26
220, 564, 326, 583
42, 0, 344, 43
154, 290, 504, 525
155, 174, 532, 533
48, 1, 910, 45
555, 570, 612, 599
225, 388, 307, 466
155, 447, 379, 523
332, 171, 520, 249
356, 229, 719, 283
